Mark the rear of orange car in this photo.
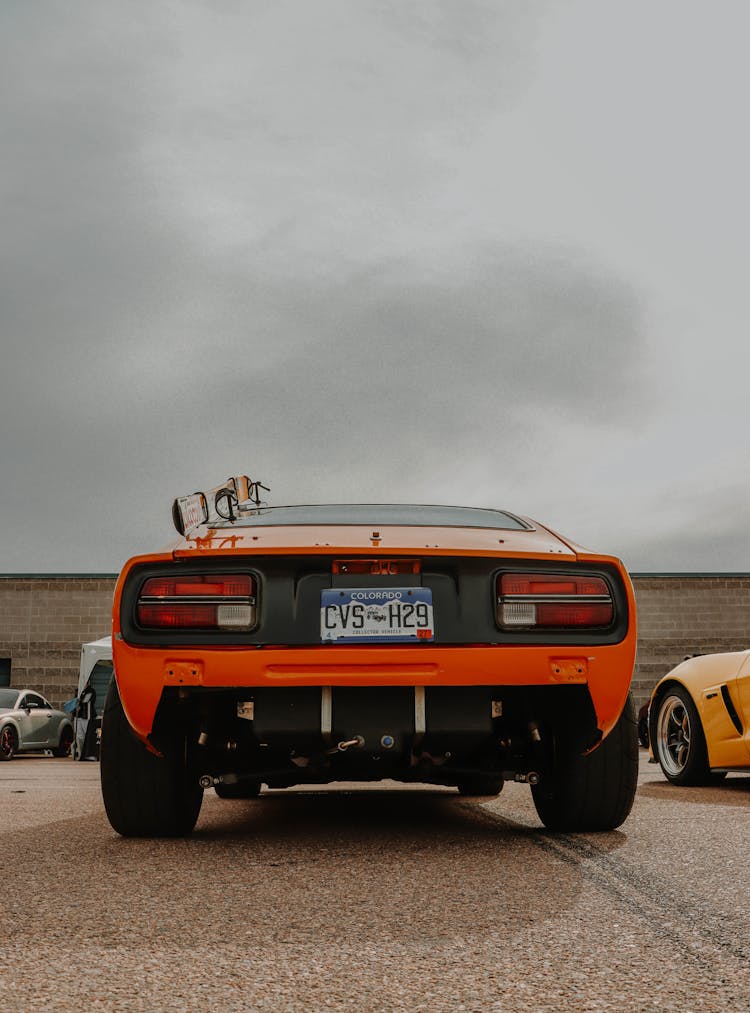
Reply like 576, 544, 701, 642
103, 499, 637, 837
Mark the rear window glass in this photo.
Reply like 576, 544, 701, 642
218, 504, 529, 530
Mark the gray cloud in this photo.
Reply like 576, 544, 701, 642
623, 481, 750, 573
0, 238, 644, 570
1, 1, 749, 573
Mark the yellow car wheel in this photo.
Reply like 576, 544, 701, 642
654, 687, 725, 786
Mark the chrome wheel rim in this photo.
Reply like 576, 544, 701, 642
656, 695, 692, 777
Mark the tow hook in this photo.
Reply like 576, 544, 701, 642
337, 735, 365, 752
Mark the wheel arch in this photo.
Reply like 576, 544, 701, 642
0, 716, 22, 738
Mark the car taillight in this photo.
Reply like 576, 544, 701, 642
497, 572, 613, 629
137, 574, 257, 630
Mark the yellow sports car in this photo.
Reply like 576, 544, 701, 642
649, 651, 750, 784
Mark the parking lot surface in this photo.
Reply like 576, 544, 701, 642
0, 751, 748, 1012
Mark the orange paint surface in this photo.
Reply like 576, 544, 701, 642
112, 521, 637, 745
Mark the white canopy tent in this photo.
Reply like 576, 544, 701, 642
73, 636, 112, 760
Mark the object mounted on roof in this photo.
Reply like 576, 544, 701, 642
172, 475, 270, 536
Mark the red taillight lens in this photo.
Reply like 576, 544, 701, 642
497, 572, 613, 629
137, 573, 256, 630
137, 603, 217, 628
535, 603, 614, 627
500, 574, 609, 597
140, 575, 253, 598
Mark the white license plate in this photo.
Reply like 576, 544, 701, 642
321, 587, 434, 643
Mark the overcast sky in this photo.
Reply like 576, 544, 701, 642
1, 1, 749, 574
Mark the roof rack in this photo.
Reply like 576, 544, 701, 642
172, 476, 270, 536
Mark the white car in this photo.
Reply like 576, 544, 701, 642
0, 688, 74, 760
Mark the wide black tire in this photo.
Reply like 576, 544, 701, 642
0, 724, 18, 761
215, 780, 262, 799
653, 685, 725, 786
531, 693, 638, 832
52, 725, 74, 757
100, 680, 203, 837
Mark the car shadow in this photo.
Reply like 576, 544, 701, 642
2, 787, 595, 952
195, 785, 536, 843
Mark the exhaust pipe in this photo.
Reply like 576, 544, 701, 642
502, 770, 541, 785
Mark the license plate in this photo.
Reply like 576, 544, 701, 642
321, 587, 434, 643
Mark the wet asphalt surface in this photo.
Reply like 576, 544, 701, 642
0, 752, 748, 1012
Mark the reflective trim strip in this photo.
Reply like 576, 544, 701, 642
139, 596, 255, 604
414, 686, 426, 736
499, 595, 611, 604
321, 686, 332, 739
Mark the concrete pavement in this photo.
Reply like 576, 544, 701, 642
0, 752, 748, 1012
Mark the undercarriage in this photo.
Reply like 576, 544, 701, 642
150, 684, 600, 792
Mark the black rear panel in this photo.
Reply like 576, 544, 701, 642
121, 555, 629, 647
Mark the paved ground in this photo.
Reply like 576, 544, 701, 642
0, 751, 748, 1012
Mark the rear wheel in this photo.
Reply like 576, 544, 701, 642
0, 725, 18, 760
531, 694, 638, 832
654, 686, 725, 786
100, 680, 203, 837
52, 725, 74, 757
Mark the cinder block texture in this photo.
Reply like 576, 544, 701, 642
0, 578, 115, 706
631, 575, 750, 708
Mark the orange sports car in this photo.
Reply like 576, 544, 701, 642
101, 475, 639, 837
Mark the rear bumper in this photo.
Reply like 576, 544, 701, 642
112, 639, 635, 744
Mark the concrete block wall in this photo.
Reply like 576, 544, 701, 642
0, 577, 115, 705
0, 575, 749, 711
631, 575, 750, 705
